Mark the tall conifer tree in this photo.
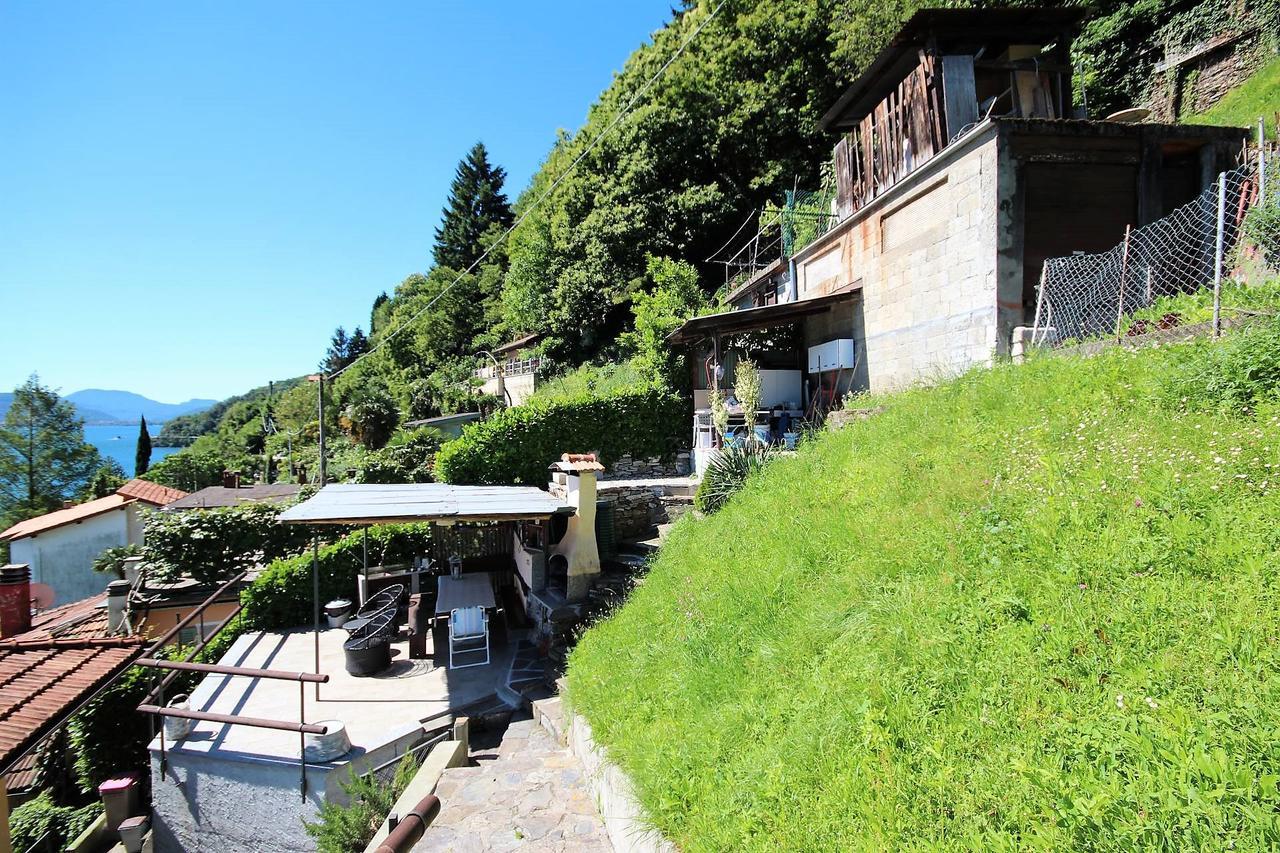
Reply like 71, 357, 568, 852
432, 142, 513, 272
135, 415, 152, 476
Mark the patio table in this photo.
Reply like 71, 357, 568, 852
436, 573, 496, 616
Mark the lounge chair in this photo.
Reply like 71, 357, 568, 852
343, 608, 396, 676
448, 606, 489, 670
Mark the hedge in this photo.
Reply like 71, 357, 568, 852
240, 525, 434, 631
433, 386, 688, 485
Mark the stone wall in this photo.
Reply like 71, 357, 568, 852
598, 486, 665, 542
793, 127, 1002, 394
599, 452, 691, 480
1146, 28, 1274, 122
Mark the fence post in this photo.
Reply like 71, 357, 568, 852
1030, 266, 1046, 345
1115, 224, 1132, 342
1260, 117, 1268, 205
1213, 171, 1226, 339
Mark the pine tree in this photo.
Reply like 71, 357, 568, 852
321, 327, 351, 373
347, 327, 370, 361
432, 142, 513, 272
0, 375, 102, 523
135, 415, 152, 476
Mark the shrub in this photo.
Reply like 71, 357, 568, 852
693, 442, 777, 514
9, 792, 99, 852
142, 501, 314, 585
1244, 192, 1280, 267
1161, 316, 1280, 412
92, 543, 141, 579
304, 752, 419, 853
241, 525, 433, 630
140, 450, 227, 492
433, 387, 687, 485
353, 427, 444, 484
342, 388, 400, 450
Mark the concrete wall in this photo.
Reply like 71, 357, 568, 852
9, 507, 131, 605
794, 126, 1002, 393
480, 372, 536, 407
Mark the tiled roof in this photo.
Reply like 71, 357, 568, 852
0, 639, 143, 770
0, 494, 130, 542
116, 479, 187, 506
163, 483, 301, 510
4, 750, 37, 792
25, 596, 117, 642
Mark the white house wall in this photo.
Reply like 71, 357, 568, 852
10, 508, 132, 605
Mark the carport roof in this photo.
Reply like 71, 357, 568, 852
666, 288, 859, 345
277, 483, 572, 525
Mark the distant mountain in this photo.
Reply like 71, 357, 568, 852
64, 390, 217, 425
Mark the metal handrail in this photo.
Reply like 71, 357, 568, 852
373, 795, 442, 853
137, 658, 328, 683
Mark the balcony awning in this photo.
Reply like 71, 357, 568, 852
278, 484, 572, 526
666, 288, 859, 345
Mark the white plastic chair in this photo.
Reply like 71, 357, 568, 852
448, 606, 490, 669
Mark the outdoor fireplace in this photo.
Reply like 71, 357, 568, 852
547, 453, 603, 602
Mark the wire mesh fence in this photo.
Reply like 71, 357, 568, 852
711, 185, 838, 292
1033, 145, 1278, 347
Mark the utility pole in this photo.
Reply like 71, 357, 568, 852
310, 374, 327, 486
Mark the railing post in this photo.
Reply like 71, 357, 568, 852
1115, 225, 1132, 342
1260, 117, 1268, 206
1213, 171, 1226, 339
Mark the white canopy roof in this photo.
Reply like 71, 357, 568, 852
277, 483, 571, 525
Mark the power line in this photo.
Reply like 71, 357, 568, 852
329, 0, 730, 382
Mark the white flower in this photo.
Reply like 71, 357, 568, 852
1144, 696, 1158, 710
1116, 694, 1125, 709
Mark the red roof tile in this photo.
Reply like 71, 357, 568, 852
116, 479, 187, 507
24, 596, 118, 642
4, 750, 37, 792
0, 639, 143, 770
0, 495, 131, 542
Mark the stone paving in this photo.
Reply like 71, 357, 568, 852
413, 713, 612, 852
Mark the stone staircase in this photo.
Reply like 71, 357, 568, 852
412, 709, 612, 851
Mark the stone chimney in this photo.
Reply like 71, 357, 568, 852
121, 556, 145, 587
221, 470, 241, 489
107, 579, 131, 634
0, 564, 32, 637
548, 453, 604, 601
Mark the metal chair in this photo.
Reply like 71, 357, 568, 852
447, 606, 490, 670
348, 583, 406, 636
342, 609, 396, 676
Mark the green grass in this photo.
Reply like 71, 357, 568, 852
567, 328, 1280, 851
1189, 55, 1280, 139
527, 359, 649, 404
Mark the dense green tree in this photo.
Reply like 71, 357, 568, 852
84, 460, 127, 499
139, 449, 226, 492
370, 292, 390, 335
135, 415, 152, 475
433, 142, 513, 273
0, 376, 102, 525
622, 256, 711, 390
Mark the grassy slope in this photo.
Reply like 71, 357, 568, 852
1189, 55, 1280, 139
568, 336, 1280, 850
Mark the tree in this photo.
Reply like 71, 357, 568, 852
622, 256, 710, 389
0, 376, 102, 524
433, 142, 513, 273
140, 449, 226, 492
321, 326, 370, 375
135, 415, 152, 475
84, 460, 126, 499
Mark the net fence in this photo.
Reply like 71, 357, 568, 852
1033, 150, 1278, 346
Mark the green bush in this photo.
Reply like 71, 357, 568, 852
304, 752, 419, 853
1161, 315, 1280, 412
353, 426, 444, 484
9, 792, 99, 852
91, 543, 141, 579
142, 501, 314, 585
434, 387, 687, 485
694, 442, 777, 514
568, 325, 1280, 849
241, 525, 433, 631
139, 449, 228, 492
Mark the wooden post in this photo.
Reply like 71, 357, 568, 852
1214, 172, 1226, 338
0, 776, 12, 853
1116, 225, 1132, 342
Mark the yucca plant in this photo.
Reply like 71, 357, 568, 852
694, 441, 776, 514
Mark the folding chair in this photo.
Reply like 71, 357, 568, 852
448, 606, 490, 669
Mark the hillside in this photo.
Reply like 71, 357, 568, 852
154, 378, 303, 447
568, 324, 1280, 849
64, 389, 215, 424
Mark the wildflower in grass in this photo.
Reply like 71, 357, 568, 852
1144, 696, 1158, 710
1134, 497, 1144, 508
1116, 694, 1125, 710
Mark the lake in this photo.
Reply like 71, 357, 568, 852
84, 423, 182, 477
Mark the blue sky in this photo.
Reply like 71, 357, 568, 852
0, 1, 673, 402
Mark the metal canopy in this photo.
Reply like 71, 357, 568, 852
278, 483, 571, 526
666, 288, 859, 345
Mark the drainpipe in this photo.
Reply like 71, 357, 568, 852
786, 258, 798, 303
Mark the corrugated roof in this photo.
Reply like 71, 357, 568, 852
116, 479, 188, 506
0, 639, 143, 771
0, 495, 131, 542
164, 483, 301, 511
278, 483, 571, 525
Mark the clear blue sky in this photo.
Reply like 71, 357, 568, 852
0, 1, 673, 402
